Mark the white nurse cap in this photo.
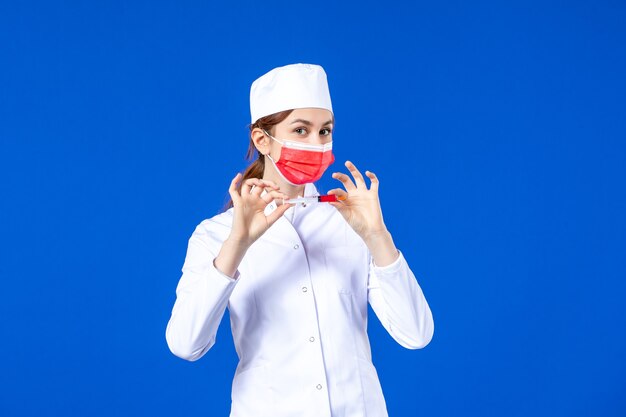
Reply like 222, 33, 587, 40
249, 63, 333, 124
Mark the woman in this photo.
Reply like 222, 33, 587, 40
165, 63, 434, 417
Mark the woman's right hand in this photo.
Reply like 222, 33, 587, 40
214, 174, 292, 278
228, 174, 292, 246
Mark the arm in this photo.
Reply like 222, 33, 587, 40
367, 251, 434, 349
329, 161, 434, 349
165, 226, 238, 361
362, 211, 434, 348
165, 174, 291, 361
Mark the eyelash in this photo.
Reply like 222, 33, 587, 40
294, 127, 333, 135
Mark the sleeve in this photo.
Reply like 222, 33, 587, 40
165, 222, 239, 361
367, 250, 434, 349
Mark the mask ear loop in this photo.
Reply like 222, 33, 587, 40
261, 129, 281, 162
262, 129, 283, 145
261, 129, 299, 186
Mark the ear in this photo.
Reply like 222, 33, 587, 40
251, 128, 271, 155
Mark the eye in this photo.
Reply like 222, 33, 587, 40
320, 128, 333, 136
294, 127, 308, 135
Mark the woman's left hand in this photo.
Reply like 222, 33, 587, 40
328, 161, 389, 242
329, 161, 399, 266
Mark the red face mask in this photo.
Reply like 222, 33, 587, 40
264, 130, 335, 185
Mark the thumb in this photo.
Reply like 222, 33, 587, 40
265, 202, 293, 226
328, 201, 349, 220
327, 188, 348, 200
327, 188, 349, 218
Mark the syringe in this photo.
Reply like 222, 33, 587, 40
281, 194, 346, 205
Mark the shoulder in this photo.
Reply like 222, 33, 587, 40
189, 208, 234, 246
199, 208, 234, 229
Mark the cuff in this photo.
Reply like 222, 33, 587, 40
212, 258, 241, 283
371, 250, 404, 273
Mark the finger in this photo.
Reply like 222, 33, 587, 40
241, 177, 263, 195
240, 177, 254, 195
328, 201, 348, 217
251, 182, 266, 198
265, 202, 293, 225
365, 170, 379, 192
229, 173, 242, 191
229, 173, 242, 203
261, 190, 289, 204
327, 188, 349, 201
258, 179, 280, 190
345, 161, 367, 188
331, 172, 357, 191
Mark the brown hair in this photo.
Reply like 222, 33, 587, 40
224, 109, 294, 209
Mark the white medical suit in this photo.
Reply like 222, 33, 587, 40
166, 183, 434, 417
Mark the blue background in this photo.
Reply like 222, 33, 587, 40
1, 1, 625, 416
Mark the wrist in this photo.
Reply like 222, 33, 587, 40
224, 234, 253, 251
363, 228, 391, 246
214, 236, 250, 279
364, 229, 399, 267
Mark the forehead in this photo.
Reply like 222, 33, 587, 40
287, 108, 334, 125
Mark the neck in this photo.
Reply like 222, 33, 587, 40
262, 160, 306, 198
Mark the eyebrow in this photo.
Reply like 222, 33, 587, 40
289, 118, 334, 127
